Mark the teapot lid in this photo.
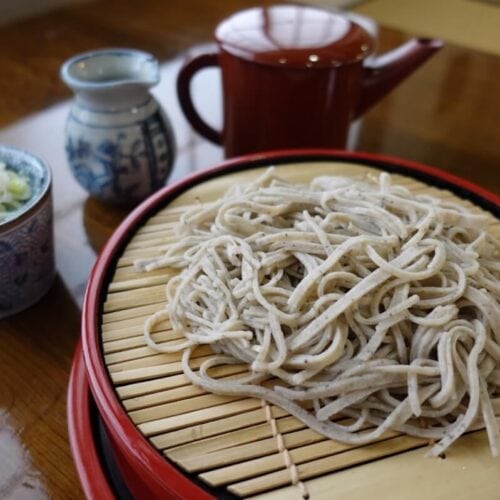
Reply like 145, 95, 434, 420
216, 5, 374, 68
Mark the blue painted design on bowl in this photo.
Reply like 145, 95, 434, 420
0, 146, 55, 319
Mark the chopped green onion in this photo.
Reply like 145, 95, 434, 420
0, 161, 31, 221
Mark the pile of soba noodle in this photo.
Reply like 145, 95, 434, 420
136, 168, 500, 457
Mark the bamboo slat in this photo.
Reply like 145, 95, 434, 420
123, 383, 206, 411
102, 325, 171, 343
228, 435, 426, 497
122, 366, 250, 410
101, 302, 163, 324
107, 274, 172, 293
99, 162, 499, 499
117, 364, 246, 399
251, 427, 499, 500
117, 373, 192, 399
109, 354, 213, 385
166, 415, 304, 461
130, 393, 245, 424
180, 427, 338, 473
153, 406, 290, 449
200, 430, 401, 487
103, 331, 175, 354
103, 284, 166, 312
126, 235, 178, 249
111, 266, 170, 282
102, 317, 170, 338
139, 398, 263, 436
106, 345, 212, 373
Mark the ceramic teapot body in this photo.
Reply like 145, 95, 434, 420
177, 6, 442, 157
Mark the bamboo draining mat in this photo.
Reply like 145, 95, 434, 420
100, 162, 500, 499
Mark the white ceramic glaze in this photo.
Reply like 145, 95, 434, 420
61, 49, 175, 205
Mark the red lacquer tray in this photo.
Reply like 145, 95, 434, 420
68, 342, 119, 499
80, 150, 499, 500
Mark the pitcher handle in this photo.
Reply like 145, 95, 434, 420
177, 53, 223, 145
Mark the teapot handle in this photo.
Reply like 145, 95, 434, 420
177, 53, 223, 145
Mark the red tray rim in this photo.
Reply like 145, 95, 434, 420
81, 148, 500, 499
67, 341, 115, 500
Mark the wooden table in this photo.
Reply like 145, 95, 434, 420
0, 0, 499, 498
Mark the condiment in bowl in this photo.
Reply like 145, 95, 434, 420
0, 146, 55, 319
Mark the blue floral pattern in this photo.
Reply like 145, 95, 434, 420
65, 106, 175, 204
0, 200, 55, 318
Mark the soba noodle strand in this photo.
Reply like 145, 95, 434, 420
136, 168, 500, 458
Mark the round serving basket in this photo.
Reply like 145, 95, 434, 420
78, 150, 500, 500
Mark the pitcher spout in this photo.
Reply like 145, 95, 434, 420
355, 38, 443, 119
61, 48, 160, 109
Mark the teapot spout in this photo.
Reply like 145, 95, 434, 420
354, 38, 443, 118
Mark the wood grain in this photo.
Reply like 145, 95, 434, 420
0, 277, 82, 498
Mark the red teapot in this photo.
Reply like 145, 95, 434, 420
177, 5, 443, 157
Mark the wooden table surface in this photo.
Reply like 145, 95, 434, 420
0, 0, 499, 498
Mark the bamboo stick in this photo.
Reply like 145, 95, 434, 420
107, 345, 212, 373
123, 366, 249, 409
117, 364, 247, 400
121, 245, 171, 259
102, 325, 173, 343
180, 427, 328, 473
135, 221, 180, 235
105, 282, 166, 302
117, 373, 193, 399
102, 315, 169, 335
116, 251, 164, 268
226, 435, 425, 497
130, 393, 244, 424
103, 330, 181, 354
103, 285, 166, 312
180, 416, 356, 475
140, 206, 194, 225
107, 274, 171, 293
139, 398, 263, 437
111, 265, 168, 281
152, 406, 289, 449
126, 234, 177, 249
110, 354, 213, 385
124, 383, 205, 411
252, 427, 500, 500
201, 426, 387, 487
167, 415, 303, 461
104, 339, 210, 365
101, 303, 163, 324
134, 227, 174, 237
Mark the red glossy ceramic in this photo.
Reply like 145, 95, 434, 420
67, 343, 115, 500
81, 149, 498, 500
177, 5, 443, 157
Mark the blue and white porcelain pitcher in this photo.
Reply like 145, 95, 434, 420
61, 49, 175, 204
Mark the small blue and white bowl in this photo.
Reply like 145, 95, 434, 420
0, 146, 55, 319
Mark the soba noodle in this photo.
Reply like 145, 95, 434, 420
136, 168, 500, 458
